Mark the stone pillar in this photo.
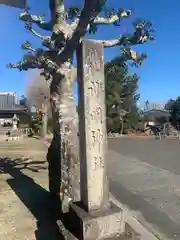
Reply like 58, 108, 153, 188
77, 39, 109, 213
69, 40, 123, 240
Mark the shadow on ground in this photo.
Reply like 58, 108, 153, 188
0, 157, 66, 240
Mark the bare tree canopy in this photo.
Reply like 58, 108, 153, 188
7, 0, 155, 75
26, 72, 50, 110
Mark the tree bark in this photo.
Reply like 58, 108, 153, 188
47, 64, 79, 213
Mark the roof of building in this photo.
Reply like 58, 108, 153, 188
0, 104, 27, 112
0, 92, 16, 96
143, 109, 170, 121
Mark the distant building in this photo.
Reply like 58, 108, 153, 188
140, 101, 166, 111
0, 92, 16, 109
143, 109, 170, 123
0, 92, 27, 125
142, 109, 170, 134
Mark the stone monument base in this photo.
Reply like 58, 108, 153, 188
68, 201, 124, 240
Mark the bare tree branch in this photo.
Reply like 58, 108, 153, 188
25, 22, 46, 40
21, 41, 36, 52
20, 14, 60, 51
61, 6, 154, 62
70, 18, 80, 31
92, 39, 122, 47
49, 0, 66, 25
91, 20, 154, 48
59, 0, 103, 61
94, 8, 132, 25
20, 9, 55, 48
7, 49, 73, 78
49, 0, 72, 38
94, 15, 118, 24
91, 35, 151, 48
70, 8, 132, 31
7, 47, 59, 74
7, 59, 39, 71
19, 10, 52, 31
8, 1, 154, 80
20, 7, 69, 52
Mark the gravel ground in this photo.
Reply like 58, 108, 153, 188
0, 138, 55, 240
0, 137, 137, 240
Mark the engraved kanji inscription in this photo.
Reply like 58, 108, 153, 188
93, 157, 104, 170
89, 106, 103, 123
85, 48, 101, 76
91, 129, 104, 153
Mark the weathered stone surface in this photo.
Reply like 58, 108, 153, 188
77, 39, 109, 213
124, 223, 141, 240
74, 40, 124, 239
69, 202, 123, 240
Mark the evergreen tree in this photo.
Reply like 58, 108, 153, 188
105, 57, 140, 133
166, 97, 180, 129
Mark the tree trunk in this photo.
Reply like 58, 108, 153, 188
120, 117, 124, 135
47, 64, 79, 213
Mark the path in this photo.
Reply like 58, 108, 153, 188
108, 138, 180, 240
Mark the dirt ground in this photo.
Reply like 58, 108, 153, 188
0, 137, 59, 240
0, 137, 135, 240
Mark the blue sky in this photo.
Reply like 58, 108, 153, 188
0, 0, 179, 104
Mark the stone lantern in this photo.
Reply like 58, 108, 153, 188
12, 114, 18, 130
119, 109, 128, 135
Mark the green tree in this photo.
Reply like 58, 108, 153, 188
6, 0, 154, 209
165, 99, 175, 111
166, 97, 180, 129
105, 58, 140, 133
